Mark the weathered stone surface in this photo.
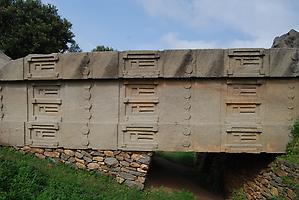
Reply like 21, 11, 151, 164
93, 156, 104, 162
44, 151, 60, 158
87, 163, 99, 170
90, 151, 105, 156
35, 153, 45, 159
83, 156, 92, 163
140, 164, 149, 171
119, 172, 136, 181
30, 148, 44, 154
81, 150, 92, 158
104, 151, 114, 157
128, 170, 144, 177
130, 162, 140, 168
1, 48, 298, 154
120, 161, 130, 167
131, 154, 141, 161
124, 180, 144, 190
116, 176, 125, 184
68, 157, 76, 163
138, 157, 151, 165
64, 150, 75, 157
136, 176, 146, 184
104, 157, 118, 166
272, 29, 299, 48
75, 152, 83, 159
75, 157, 85, 164
76, 162, 86, 169
60, 153, 70, 161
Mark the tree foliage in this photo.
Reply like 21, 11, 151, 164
92, 45, 114, 52
68, 42, 82, 52
0, 0, 78, 59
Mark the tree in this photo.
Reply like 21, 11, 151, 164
0, 0, 79, 59
68, 42, 82, 52
92, 45, 114, 52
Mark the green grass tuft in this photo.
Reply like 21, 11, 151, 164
155, 151, 197, 166
280, 118, 299, 165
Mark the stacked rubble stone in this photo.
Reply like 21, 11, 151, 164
19, 146, 152, 190
242, 159, 298, 200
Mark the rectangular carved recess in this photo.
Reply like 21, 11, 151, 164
224, 80, 263, 151
26, 54, 59, 79
27, 84, 61, 147
121, 125, 158, 150
27, 123, 59, 147
124, 84, 158, 121
120, 81, 159, 150
32, 85, 61, 121
123, 52, 160, 77
227, 49, 265, 76
225, 126, 262, 152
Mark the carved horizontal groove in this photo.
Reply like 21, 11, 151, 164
32, 98, 62, 104
28, 55, 58, 62
122, 125, 158, 132
226, 100, 261, 104
226, 127, 262, 133
28, 123, 59, 130
228, 49, 264, 56
124, 53, 160, 59
129, 131, 154, 141
131, 103, 156, 113
123, 97, 159, 103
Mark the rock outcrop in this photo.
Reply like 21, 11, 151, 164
272, 29, 299, 48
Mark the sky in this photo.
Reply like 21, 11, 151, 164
42, 0, 299, 52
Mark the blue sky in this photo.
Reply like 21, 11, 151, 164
42, 0, 299, 51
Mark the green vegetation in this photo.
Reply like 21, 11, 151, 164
155, 151, 197, 166
92, 45, 114, 52
231, 188, 247, 200
0, 147, 195, 200
0, 0, 78, 59
272, 118, 299, 199
280, 118, 299, 165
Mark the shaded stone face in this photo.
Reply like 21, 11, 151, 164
0, 48, 298, 154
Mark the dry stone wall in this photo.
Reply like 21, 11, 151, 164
242, 159, 298, 200
17, 146, 152, 190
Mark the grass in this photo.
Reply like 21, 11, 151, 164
0, 147, 196, 200
155, 151, 197, 166
279, 118, 299, 165
231, 188, 247, 200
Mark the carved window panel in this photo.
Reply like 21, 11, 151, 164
229, 85, 258, 98
33, 85, 60, 99
126, 84, 157, 98
224, 126, 263, 152
130, 103, 156, 114
226, 126, 262, 143
33, 102, 60, 116
27, 123, 59, 147
120, 125, 158, 150
26, 54, 59, 79
226, 103, 260, 119
123, 52, 160, 77
123, 83, 159, 122
30, 84, 62, 121
227, 49, 267, 77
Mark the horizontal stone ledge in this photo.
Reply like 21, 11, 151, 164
0, 48, 298, 80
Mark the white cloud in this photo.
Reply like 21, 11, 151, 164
137, 0, 299, 48
161, 33, 217, 49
